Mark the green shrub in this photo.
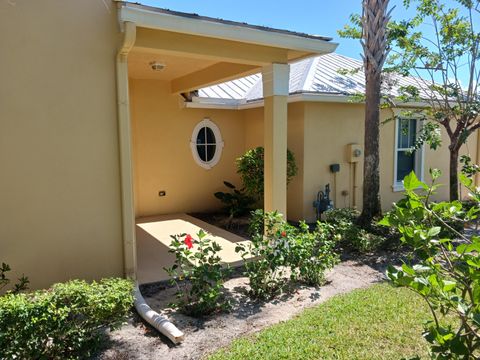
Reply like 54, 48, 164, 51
324, 208, 360, 224
236, 147, 298, 201
214, 181, 256, 219
165, 230, 231, 316
342, 225, 386, 253
383, 171, 480, 359
288, 221, 339, 286
236, 211, 338, 299
0, 278, 133, 360
324, 208, 390, 253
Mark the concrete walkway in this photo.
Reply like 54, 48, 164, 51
136, 214, 250, 284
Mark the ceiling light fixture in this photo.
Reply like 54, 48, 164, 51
149, 61, 166, 71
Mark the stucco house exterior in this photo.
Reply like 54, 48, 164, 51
1, 1, 477, 289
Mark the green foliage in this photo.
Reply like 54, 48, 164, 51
410, 121, 442, 152
382, 171, 480, 359
0, 262, 29, 295
289, 221, 339, 286
460, 154, 480, 178
236, 211, 339, 299
339, 0, 480, 201
324, 207, 360, 224
214, 181, 256, 219
0, 278, 133, 360
236, 147, 298, 201
324, 208, 392, 253
165, 231, 231, 316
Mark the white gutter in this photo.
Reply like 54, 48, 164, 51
117, 3, 338, 55
116, 20, 185, 344
184, 93, 432, 110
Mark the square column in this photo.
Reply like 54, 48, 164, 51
262, 63, 290, 218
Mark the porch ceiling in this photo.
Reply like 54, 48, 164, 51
128, 47, 260, 94
128, 50, 217, 81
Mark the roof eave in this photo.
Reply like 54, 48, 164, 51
186, 93, 431, 109
117, 3, 338, 56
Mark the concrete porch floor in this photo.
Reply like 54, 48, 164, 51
136, 213, 250, 284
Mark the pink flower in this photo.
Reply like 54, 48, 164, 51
184, 234, 193, 249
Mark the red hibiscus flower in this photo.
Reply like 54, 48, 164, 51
281, 231, 287, 237
184, 234, 193, 249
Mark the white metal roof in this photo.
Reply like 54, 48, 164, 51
197, 53, 432, 103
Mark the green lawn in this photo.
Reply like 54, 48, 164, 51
209, 283, 435, 360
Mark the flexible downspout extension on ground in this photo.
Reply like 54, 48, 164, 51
134, 285, 185, 343
116, 20, 185, 344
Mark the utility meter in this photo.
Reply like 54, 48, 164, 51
347, 144, 362, 163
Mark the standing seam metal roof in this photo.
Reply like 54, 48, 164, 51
198, 53, 433, 102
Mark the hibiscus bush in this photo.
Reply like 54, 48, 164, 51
165, 231, 231, 316
288, 221, 339, 286
236, 210, 339, 299
236, 211, 289, 300
382, 171, 480, 359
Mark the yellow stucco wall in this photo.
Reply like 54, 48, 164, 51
304, 102, 477, 222
0, 1, 124, 289
244, 102, 477, 223
130, 79, 246, 217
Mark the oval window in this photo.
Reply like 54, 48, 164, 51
190, 119, 224, 169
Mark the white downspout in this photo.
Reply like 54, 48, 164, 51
117, 21, 137, 282
116, 20, 184, 344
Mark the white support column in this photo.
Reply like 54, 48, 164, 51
262, 63, 290, 218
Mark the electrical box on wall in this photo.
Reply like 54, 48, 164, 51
347, 144, 362, 163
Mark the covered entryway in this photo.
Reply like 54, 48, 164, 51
136, 214, 249, 284
115, 2, 337, 280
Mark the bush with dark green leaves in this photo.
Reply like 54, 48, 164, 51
383, 170, 480, 359
0, 278, 134, 360
324, 208, 388, 253
214, 181, 256, 219
236, 147, 298, 201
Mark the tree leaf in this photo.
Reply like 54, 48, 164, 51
403, 171, 422, 191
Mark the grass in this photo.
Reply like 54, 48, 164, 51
208, 283, 435, 360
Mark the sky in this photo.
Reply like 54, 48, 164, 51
138, 0, 473, 85
138, 0, 418, 60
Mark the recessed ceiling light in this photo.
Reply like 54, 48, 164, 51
149, 61, 166, 71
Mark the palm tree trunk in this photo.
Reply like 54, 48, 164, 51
360, 70, 382, 223
358, 0, 391, 225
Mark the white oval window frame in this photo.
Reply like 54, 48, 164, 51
190, 118, 224, 170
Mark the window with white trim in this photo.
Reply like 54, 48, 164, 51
394, 118, 424, 190
190, 118, 224, 169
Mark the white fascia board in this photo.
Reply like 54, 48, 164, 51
191, 97, 244, 105
185, 94, 430, 110
118, 4, 338, 55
